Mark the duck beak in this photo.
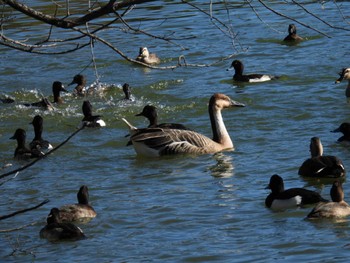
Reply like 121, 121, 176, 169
336, 73, 344, 84
332, 127, 341, 133
265, 184, 271, 190
335, 77, 342, 84
135, 112, 144, 117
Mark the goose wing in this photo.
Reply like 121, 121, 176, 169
130, 128, 215, 155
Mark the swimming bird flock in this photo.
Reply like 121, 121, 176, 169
2, 22, 350, 243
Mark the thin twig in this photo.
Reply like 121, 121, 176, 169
292, 0, 350, 31
0, 200, 49, 221
246, 0, 281, 34
86, 22, 100, 85
0, 125, 85, 180
0, 221, 38, 233
0, 172, 18, 186
257, 0, 331, 38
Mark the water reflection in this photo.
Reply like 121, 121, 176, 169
208, 152, 235, 178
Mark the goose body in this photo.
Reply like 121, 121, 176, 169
10, 128, 44, 160
59, 185, 97, 222
335, 68, 350, 99
332, 122, 350, 142
40, 208, 86, 241
135, 105, 190, 130
80, 100, 106, 128
308, 181, 350, 219
123, 93, 244, 157
29, 115, 53, 151
265, 174, 326, 210
228, 60, 277, 83
283, 24, 303, 42
298, 137, 345, 178
136, 47, 160, 65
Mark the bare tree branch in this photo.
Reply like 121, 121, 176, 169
0, 125, 85, 180
0, 200, 49, 221
256, 0, 331, 38
291, 0, 350, 31
2, 0, 157, 28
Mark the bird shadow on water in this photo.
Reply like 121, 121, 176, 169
301, 176, 346, 189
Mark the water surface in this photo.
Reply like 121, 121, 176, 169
1, 1, 350, 262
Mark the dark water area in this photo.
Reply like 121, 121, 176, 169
1, 1, 350, 262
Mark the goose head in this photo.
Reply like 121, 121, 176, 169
210, 93, 245, 111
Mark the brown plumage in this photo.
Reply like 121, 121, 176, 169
59, 185, 97, 223
136, 47, 160, 65
283, 24, 303, 42
308, 181, 350, 219
123, 93, 245, 157
40, 208, 86, 241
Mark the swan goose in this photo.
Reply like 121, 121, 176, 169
122, 93, 245, 157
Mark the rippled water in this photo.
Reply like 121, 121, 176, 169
1, 1, 350, 262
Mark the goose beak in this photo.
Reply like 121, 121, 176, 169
265, 184, 271, 190
230, 99, 245, 107
332, 127, 340, 133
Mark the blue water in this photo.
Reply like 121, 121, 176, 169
1, 1, 350, 262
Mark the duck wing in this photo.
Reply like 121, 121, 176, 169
299, 157, 345, 178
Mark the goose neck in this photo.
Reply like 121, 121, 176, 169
209, 105, 232, 147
